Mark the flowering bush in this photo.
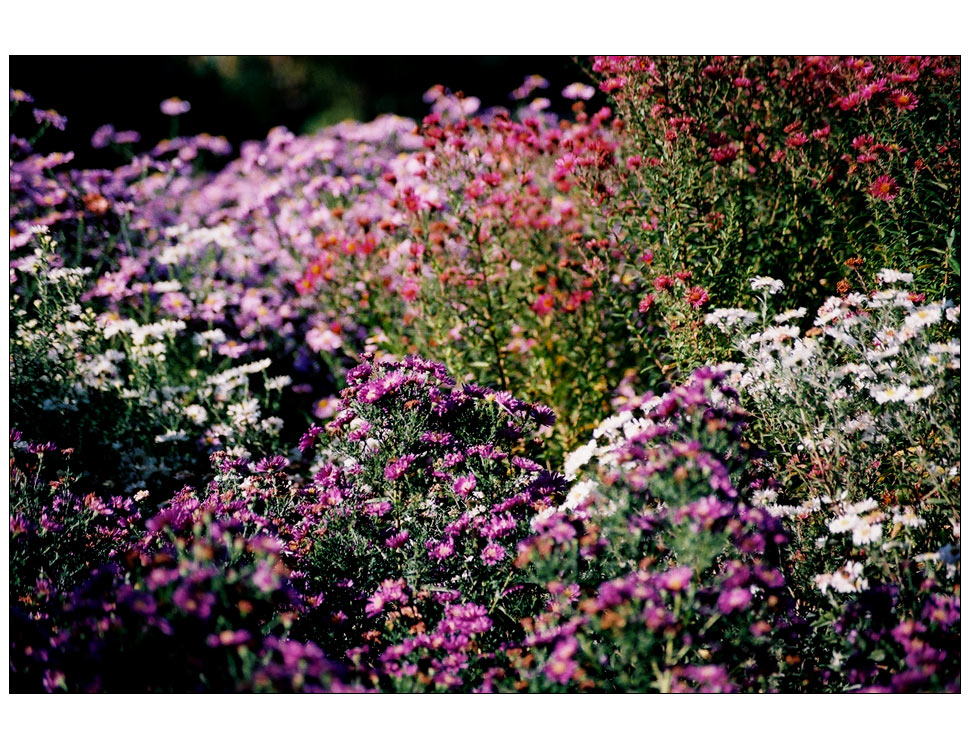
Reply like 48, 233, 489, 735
10, 232, 293, 493
8, 60, 960, 693
510, 369, 802, 692
294, 354, 565, 688
574, 55, 960, 380
705, 271, 960, 690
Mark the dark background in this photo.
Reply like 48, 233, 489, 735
11, 56, 600, 166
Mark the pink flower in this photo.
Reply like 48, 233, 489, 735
868, 174, 899, 201
160, 97, 191, 116
685, 286, 710, 309
530, 293, 556, 315
891, 90, 918, 110
562, 82, 595, 101
638, 293, 655, 313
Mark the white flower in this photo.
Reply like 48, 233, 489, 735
183, 404, 207, 425
828, 515, 856, 534
871, 383, 911, 404
946, 305, 960, 323
892, 507, 926, 528
561, 479, 598, 513
751, 488, 778, 506
265, 375, 292, 390
705, 307, 758, 331
563, 439, 598, 480
751, 276, 784, 295
227, 398, 261, 428
773, 307, 807, 323
593, 411, 633, 439
876, 269, 914, 285
155, 429, 189, 443
852, 522, 883, 546
848, 498, 878, 514
903, 304, 942, 332
904, 385, 934, 403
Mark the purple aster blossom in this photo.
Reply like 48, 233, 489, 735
297, 424, 323, 453
113, 129, 141, 144
426, 538, 454, 561
481, 512, 517, 539
453, 474, 477, 497
512, 456, 543, 473
363, 500, 392, 517
420, 430, 453, 445
480, 542, 507, 566
530, 404, 557, 426
384, 453, 418, 481
442, 451, 465, 468
33, 108, 67, 130
91, 124, 115, 149
385, 530, 410, 548
10, 89, 33, 103
658, 566, 693, 592
543, 652, 578, 685
253, 455, 289, 473
717, 587, 753, 615
467, 444, 508, 461
357, 381, 386, 404
160, 97, 191, 116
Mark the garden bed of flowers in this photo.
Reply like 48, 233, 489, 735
8, 55, 960, 694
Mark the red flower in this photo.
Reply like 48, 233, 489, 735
868, 174, 899, 201
638, 293, 655, 313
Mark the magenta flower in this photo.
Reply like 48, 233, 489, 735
453, 474, 477, 497
480, 543, 506, 566
384, 454, 418, 481
717, 587, 753, 615
868, 174, 899, 201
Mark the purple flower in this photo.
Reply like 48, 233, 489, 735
384, 453, 418, 481
253, 455, 289, 472
33, 108, 67, 130
427, 539, 454, 561
717, 587, 753, 615
659, 566, 692, 592
160, 97, 191, 116
385, 530, 410, 548
91, 124, 115, 149
480, 542, 507, 566
453, 474, 477, 497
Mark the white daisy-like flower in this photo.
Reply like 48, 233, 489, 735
773, 307, 808, 323
852, 522, 883, 546
903, 304, 943, 331
904, 385, 934, 403
751, 276, 784, 295
828, 515, 857, 534
563, 439, 597, 480
871, 383, 911, 404
751, 488, 778, 506
892, 507, 926, 528
876, 268, 914, 284
183, 404, 207, 425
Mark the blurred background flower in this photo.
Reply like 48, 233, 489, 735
11, 55, 597, 167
